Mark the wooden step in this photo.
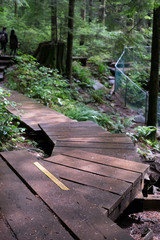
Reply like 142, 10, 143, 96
0, 72, 4, 81
0, 150, 134, 239
0, 55, 12, 61
0, 60, 12, 66
0, 65, 6, 72
44, 150, 149, 220
53, 146, 140, 161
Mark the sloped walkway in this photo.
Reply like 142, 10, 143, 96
0, 87, 150, 240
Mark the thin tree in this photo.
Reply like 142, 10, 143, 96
81, 0, 86, 21
80, 0, 86, 46
66, 0, 75, 84
14, 0, 18, 16
99, 0, 106, 24
88, 0, 92, 22
51, 0, 58, 43
147, 5, 160, 140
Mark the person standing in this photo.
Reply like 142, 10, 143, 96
10, 29, 18, 57
0, 27, 8, 55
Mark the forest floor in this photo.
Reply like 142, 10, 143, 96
1, 63, 160, 240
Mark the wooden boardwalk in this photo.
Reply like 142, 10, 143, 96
0, 88, 150, 239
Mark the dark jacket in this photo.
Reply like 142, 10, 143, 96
0, 31, 8, 43
10, 34, 18, 49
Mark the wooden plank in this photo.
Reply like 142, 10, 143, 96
18, 119, 41, 131
40, 121, 102, 129
42, 126, 105, 134
0, 150, 134, 240
45, 154, 141, 185
0, 157, 74, 240
63, 178, 141, 221
0, 212, 16, 240
61, 150, 149, 174
37, 160, 140, 220
0, 72, 4, 80
61, 179, 119, 215
43, 159, 132, 195
56, 136, 133, 144
39, 157, 140, 220
0, 65, 6, 71
39, 122, 105, 131
0, 60, 11, 65
55, 140, 134, 149
53, 146, 140, 161
40, 123, 127, 137
47, 130, 109, 138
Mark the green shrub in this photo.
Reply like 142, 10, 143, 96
91, 89, 106, 104
72, 61, 94, 87
0, 87, 26, 151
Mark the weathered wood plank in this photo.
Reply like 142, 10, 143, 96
59, 145, 139, 161
0, 157, 74, 240
53, 146, 140, 161
61, 179, 117, 215
0, 72, 4, 80
42, 162, 141, 220
0, 59, 11, 65
56, 136, 133, 144
47, 130, 110, 139
40, 123, 128, 137
0, 150, 134, 240
43, 126, 105, 134
45, 154, 141, 185
55, 140, 134, 149
43, 159, 132, 195
0, 213, 16, 240
40, 121, 102, 129
61, 150, 149, 174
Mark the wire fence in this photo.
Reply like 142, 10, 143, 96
115, 46, 160, 125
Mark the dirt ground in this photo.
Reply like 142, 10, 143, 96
117, 211, 160, 240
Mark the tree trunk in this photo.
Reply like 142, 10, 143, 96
34, 41, 66, 74
15, 0, 18, 17
81, 0, 86, 21
80, 0, 86, 46
88, 0, 93, 22
147, 6, 160, 140
51, 0, 58, 43
99, 0, 106, 24
66, 0, 75, 84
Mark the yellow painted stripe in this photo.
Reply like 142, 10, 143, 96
34, 162, 69, 191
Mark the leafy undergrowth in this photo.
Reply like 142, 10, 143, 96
127, 126, 160, 161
